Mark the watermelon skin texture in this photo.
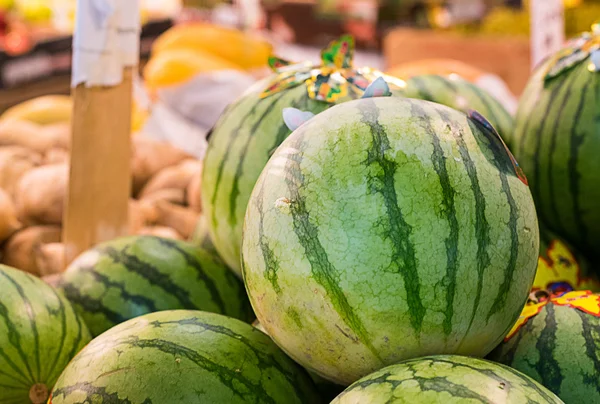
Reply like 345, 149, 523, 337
49, 310, 322, 404
201, 74, 404, 274
403, 74, 515, 147
331, 355, 564, 403
0, 264, 91, 404
57, 235, 254, 337
242, 97, 539, 385
252, 320, 345, 401
489, 303, 600, 403
512, 57, 600, 260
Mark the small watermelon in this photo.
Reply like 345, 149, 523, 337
511, 26, 600, 260
57, 235, 253, 336
252, 320, 345, 400
403, 74, 514, 145
242, 94, 539, 385
489, 290, 600, 403
49, 310, 322, 404
331, 355, 563, 403
0, 264, 91, 404
201, 36, 405, 274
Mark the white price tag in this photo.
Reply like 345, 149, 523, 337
530, 0, 565, 70
72, 0, 141, 87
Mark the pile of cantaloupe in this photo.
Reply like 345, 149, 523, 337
0, 95, 204, 278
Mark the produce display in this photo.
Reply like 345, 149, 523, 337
512, 25, 600, 261
49, 310, 321, 404
331, 355, 563, 404
0, 264, 91, 404
2, 13, 600, 404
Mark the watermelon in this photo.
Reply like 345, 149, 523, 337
511, 29, 600, 260
331, 355, 563, 403
57, 235, 253, 337
241, 95, 539, 385
252, 320, 345, 400
403, 74, 514, 146
49, 310, 322, 404
489, 290, 600, 403
201, 36, 406, 274
0, 264, 91, 404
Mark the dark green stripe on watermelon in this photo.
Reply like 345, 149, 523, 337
411, 102, 459, 336
465, 118, 521, 321
58, 236, 254, 337
255, 179, 281, 294
0, 265, 91, 404
437, 109, 491, 337
283, 133, 381, 362
360, 99, 425, 334
227, 91, 290, 226
489, 301, 600, 403
50, 310, 322, 404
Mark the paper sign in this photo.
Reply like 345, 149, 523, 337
72, 0, 141, 87
530, 0, 565, 69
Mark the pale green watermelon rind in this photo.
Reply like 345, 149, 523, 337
0, 265, 91, 404
49, 310, 322, 404
403, 74, 515, 148
489, 303, 600, 403
57, 235, 254, 337
512, 57, 600, 260
241, 97, 539, 385
331, 355, 564, 404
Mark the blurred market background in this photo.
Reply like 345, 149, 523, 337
0, 0, 597, 141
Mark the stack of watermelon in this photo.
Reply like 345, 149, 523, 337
5, 29, 600, 404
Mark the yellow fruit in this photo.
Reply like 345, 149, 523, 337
0, 0, 15, 11
131, 100, 149, 134
144, 48, 242, 90
16, 0, 52, 23
152, 23, 272, 71
1, 95, 72, 125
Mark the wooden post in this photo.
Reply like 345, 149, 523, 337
63, 0, 140, 265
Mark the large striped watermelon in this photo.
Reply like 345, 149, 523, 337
331, 355, 563, 403
241, 96, 539, 385
489, 290, 600, 403
511, 28, 600, 260
201, 36, 405, 273
57, 235, 253, 336
403, 74, 514, 146
49, 310, 322, 404
0, 264, 91, 404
